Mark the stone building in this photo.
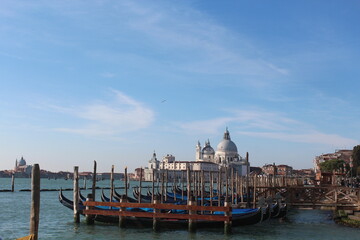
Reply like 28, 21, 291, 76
276, 164, 293, 176
14, 156, 33, 175
313, 149, 353, 174
144, 128, 250, 181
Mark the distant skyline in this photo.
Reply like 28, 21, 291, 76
1, 0, 359, 172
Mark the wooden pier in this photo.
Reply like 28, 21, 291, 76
257, 186, 360, 210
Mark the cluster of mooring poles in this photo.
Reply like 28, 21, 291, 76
68, 156, 303, 233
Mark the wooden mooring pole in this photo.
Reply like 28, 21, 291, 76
151, 170, 155, 202
11, 173, 15, 192
73, 166, 80, 223
224, 200, 232, 234
246, 152, 251, 208
138, 167, 143, 203
218, 168, 222, 207
92, 160, 97, 201
153, 196, 160, 231
188, 196, 197, 232
83, 176, 87, 190
85, 193, 94, 225
187, 166, 191, 204
119, 195, 127, 228
110, 165, 114, 202
124, 167, 128, 199
30, 164, 40, 240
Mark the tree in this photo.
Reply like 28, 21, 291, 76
352, 145, 360, 176
319, 159, 346, 173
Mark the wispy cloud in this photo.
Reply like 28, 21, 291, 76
238, 131, 358, 147
177, 117, 235, 135
100, 72, 116, 78
52, 90, 154, 136
118, 0, 288, 78
177, 109, 358, 147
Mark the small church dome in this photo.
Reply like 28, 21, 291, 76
201, 139, 214, 155
18, 156, 26, 166
202, 145, 215, 155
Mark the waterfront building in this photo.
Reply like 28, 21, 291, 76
195, 128, 250, 175
261, 163, 293, 176
144, 152, 160, 181
14, 156, 33, 175
313, 149, 352, 174
276, 164, 293, 176
134, 168, 144, 180
262, 164, 277, 176
313, 149, 352, 183
144, 128, 250, 181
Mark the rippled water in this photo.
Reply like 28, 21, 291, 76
0, 178, 359, 240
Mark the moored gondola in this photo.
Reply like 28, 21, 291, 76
59, 188, 266, 228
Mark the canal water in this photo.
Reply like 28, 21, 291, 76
0, 178, 359, 240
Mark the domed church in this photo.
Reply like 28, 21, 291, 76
196, 128, 250, 175
14, 156, 33, 175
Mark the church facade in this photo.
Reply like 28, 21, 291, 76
14, 156, 33, 175
144, 128, 250, 181
195, 128, 250, 176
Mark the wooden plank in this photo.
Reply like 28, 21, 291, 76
83, 209, 231, 221
83, 201, 231, 211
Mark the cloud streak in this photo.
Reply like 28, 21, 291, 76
53, 90, 154, 136
238, 131, 358, 147
177, 109, 358, 147
118, 0, 288, 78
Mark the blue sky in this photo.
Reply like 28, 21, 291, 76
1, 0, 359, 172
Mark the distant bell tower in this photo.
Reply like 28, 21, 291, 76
14, 159, 18, 171
148, 151, 159, 169
196, 141, 202, 161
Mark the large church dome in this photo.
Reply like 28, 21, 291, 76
217, 139, 237, 152
216, 129, 238, 153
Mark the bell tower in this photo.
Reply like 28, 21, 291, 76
195, 141, 202, 161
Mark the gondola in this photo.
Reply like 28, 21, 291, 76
59, 189, 266, 228
59, 189, 85, 213
270, 202, 280, 218
274, 203, 287, 218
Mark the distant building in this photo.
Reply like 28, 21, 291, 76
134, 168, 145, 181
313, 149, 352, 182
96, 172, 124, 180
262, 164, 276, 176
314, 149, 352, 174
14, 156, 33, 175
249, 167, 262, 175
276, 164, 293, 176
195, 128, 250, 175
144, 128, 250, 181
262, 164, 293, 176
293, 168, 315, 177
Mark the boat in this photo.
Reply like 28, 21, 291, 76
59, 189, 266, 228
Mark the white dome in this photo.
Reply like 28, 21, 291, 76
202, 145, 215, 154
216, 128, 238, 153
18, 157, 26, 166
216, 139, 238, 153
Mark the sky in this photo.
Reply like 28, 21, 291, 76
1, 0, 359, 173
